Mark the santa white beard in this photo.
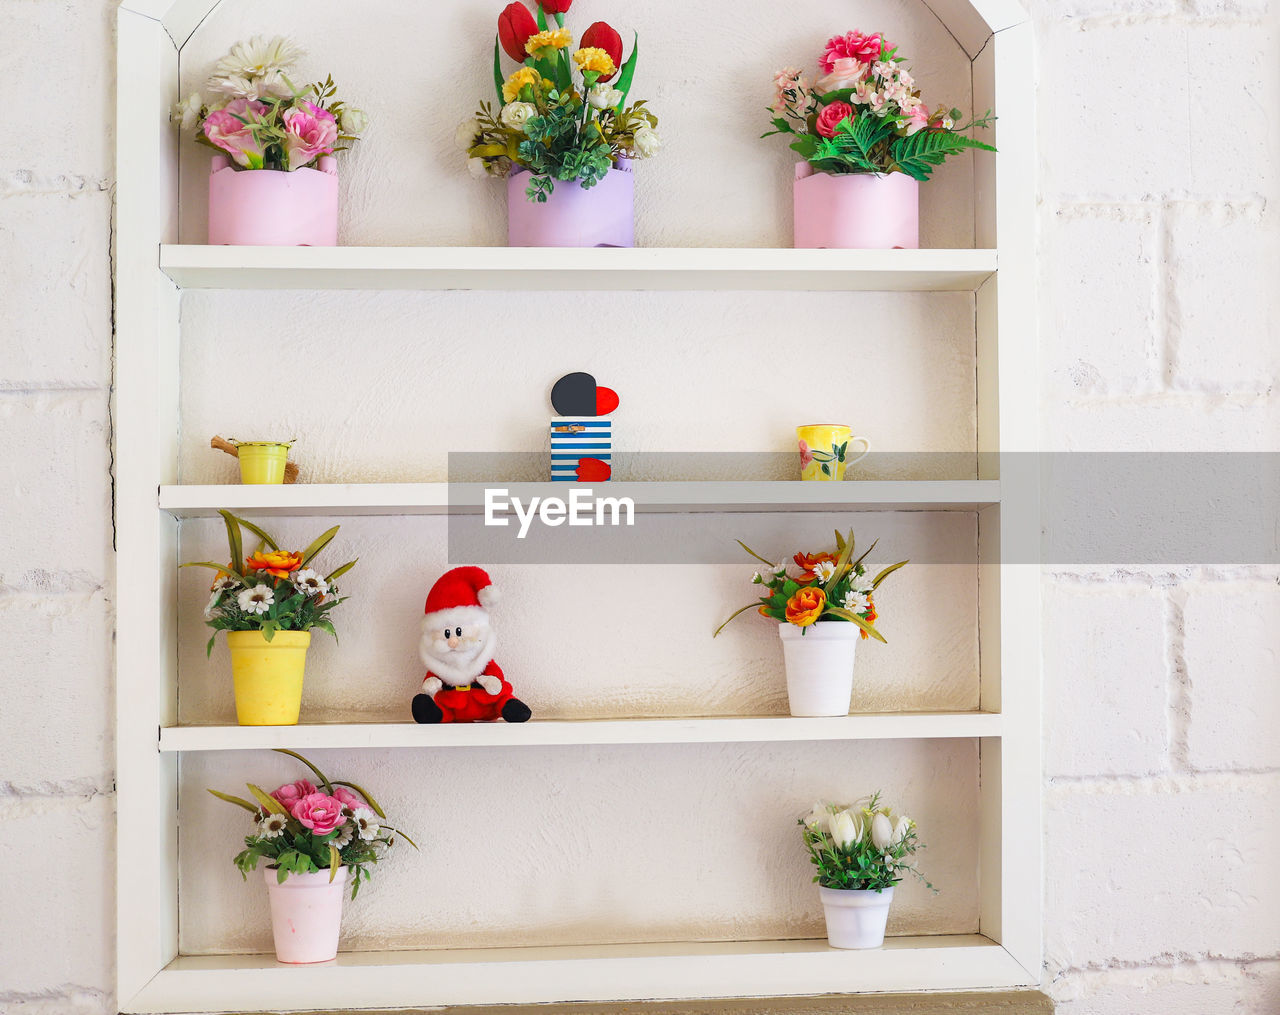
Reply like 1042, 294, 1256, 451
419, 620, 496, 686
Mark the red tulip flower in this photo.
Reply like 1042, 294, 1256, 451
581, 21, 624, 82
498, 2, 539, 63
538, 0, 573, 15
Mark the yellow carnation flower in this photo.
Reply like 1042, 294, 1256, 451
525, 27, 572, 57
502, 66, 541, 104
573, 48, 616, 78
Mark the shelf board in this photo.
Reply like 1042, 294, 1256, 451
159, 245, 998, 293
158, 712, 1003, 752
123, 935, 1033, 1012
159, 481, 1000, 518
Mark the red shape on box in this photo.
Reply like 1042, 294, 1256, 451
595, 387, 620, 416
576, 458, 612, 482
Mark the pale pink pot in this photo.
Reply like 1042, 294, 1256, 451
208, 155, 339, 246
794, 164, 919, 250
263, 865, 348, 964
508, 162, 635, 248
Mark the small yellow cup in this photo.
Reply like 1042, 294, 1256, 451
796, 425, 871, 481
237, 442, 291, 485
228, 630, 310, 725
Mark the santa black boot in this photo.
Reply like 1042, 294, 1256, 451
502, 697, 532, 723
411, 693, 444, 724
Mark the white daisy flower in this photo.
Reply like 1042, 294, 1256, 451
257, 813, 287, 839
213, 35, 304, 82
352, 808, 380, 842
171, 92, 203, 131
751, 571, 763, 584
237, 584, 275, 616
843, 590, 871, 613
813, 560, 837, 585
330, 824, 353, 849
291, 569, 329, 598
849, 571, 875, 594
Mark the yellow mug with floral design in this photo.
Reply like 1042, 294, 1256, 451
796, 425, 871, 481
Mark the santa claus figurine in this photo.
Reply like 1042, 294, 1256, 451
411, 566, 532, 725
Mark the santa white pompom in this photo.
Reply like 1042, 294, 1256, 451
411, 566, 531, 724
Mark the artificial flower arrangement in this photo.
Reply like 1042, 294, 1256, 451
801, 795, 932, 949
460, 0, 661, 202
209, 749, 415, 899
764, 30, 993, 181
173, 36, 367, 172
182, 510, 356, 657
716, 529, 908, 641
801, 795, 931, 892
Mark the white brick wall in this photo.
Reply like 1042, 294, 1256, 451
1, 1, 1278, 1013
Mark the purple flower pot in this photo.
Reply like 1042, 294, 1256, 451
507, 163, 635, 248
793, 164, 919, 250
207, 155, 339, 246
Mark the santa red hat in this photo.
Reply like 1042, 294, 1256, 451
423, 566, 499, 630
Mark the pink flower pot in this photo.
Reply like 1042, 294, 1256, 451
208, 156, 339, 246
263, 866, 348, 963
793, 164, 919, 249
508, 163, 635, 248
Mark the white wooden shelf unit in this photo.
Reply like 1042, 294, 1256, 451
114, 0, 1039, 1011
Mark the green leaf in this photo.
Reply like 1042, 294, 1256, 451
492, 35, 504, 105
834, 530, 847, 553
246, 783, 289, 816
890, 129, 997, 182
536, 5, 548, 30
298, 525, 340, 569
735, 540, 776, 569
328, 843, 341, 881
614, 33, 639, 110
384, 825, 419, 850
273, 749, 333, 794
825, 607, 887, 643
180, 561, 245, 581
831, 529, 857, 585
850, 538, 880, 574
207, 788, 260, 813
330, 779, 385, 819
219, 510, 243, 575
871, 560, 909, 589
326, 559, 358, 582
714, 602, 762, 638
232, 515, 279, 552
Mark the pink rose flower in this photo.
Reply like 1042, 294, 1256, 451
903, 104, 931, 136
821, 31, 885, 73
331, 786, 365, 813
270, 778, 317, 809
798, 440, 814, 469
817, 57, 870, 94
282, 100, 338, 171
815, 101, 855, 139
203, 98, 267, 169
290, 792, 346, 835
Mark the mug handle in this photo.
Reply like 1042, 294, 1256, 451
846, 437, 872, 468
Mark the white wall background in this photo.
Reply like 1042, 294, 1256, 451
1, 0, 1279, 1013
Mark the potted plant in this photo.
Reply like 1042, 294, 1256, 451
182, 511, 356, 726
716, 529, 907, 717
801, 795, 932, 949
172, 36, 368, 246
209, 749, 416, 963
231, 438, 295, 485
763, 31, 995, 249
458, 1, 661, 247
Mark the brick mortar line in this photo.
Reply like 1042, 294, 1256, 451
1045, 770, 1280, 794
1058, 10, 1271, 31
1163, 586, 1192, 772
1050, 950, 1280, 978
1043, 196, 1268, 213
1045, 567, 1280, 586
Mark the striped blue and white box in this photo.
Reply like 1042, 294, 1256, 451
550, 417, 612, 482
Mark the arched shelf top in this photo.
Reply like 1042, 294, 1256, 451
121, 0, 1028, 59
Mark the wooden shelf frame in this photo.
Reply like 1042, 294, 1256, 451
114, 0, 1040, 1010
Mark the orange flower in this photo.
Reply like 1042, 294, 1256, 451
861, 596, 877, 640
245, 549, 303, 579
793, 551, 836, 584
785, 587, 827, 627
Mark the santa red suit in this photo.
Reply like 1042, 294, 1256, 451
411, 566, 532, 725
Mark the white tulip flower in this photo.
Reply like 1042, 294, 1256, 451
893, 815, 912, 845
870, 812, 894, 850
339, 106, 368, 134
500, 101, 537, 131
803, 802, 829, 829
829, 810, 861, 849
632, 126, 662, 158
455, 118, 481, 152
587, 84, 624, 110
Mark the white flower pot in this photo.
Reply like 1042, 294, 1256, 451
819, 885, 894, 949
778, 622, 859, 717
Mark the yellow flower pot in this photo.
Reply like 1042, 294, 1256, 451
796, 424, 871, 481
228, 630, 310, 726
237, 442, 291, 485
